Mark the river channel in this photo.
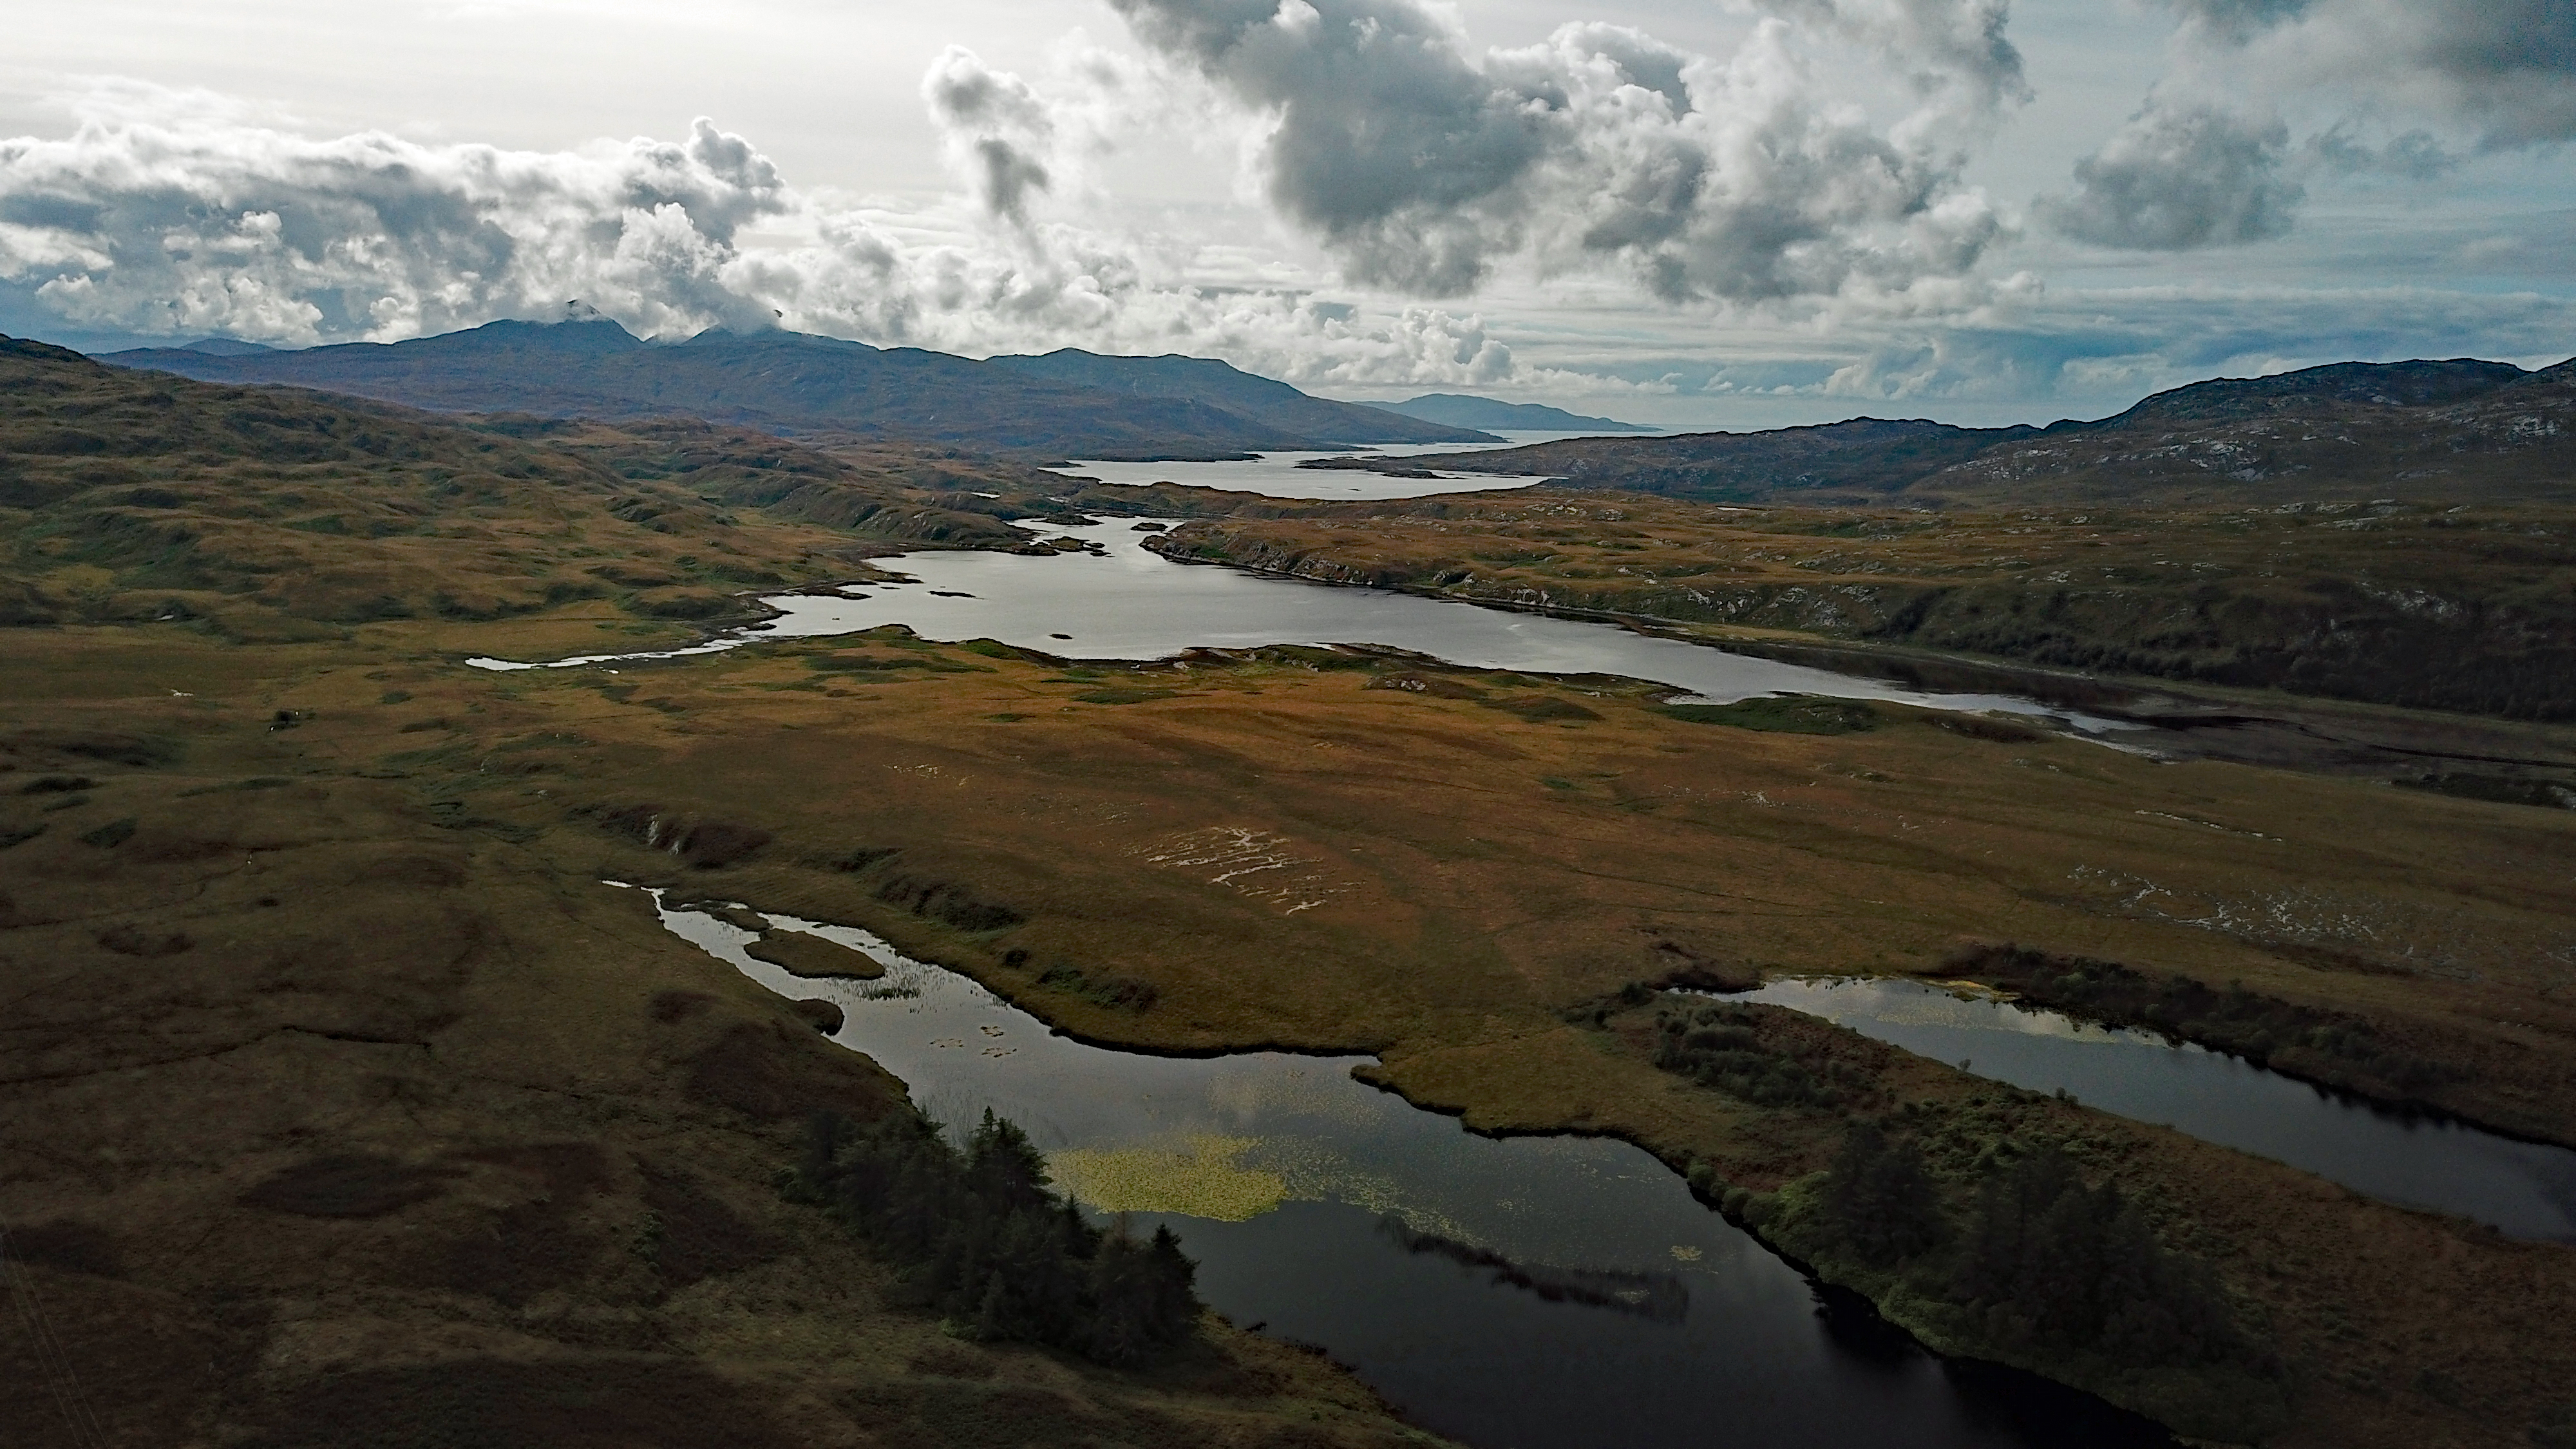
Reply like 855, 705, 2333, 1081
638, 888, 2177, 1449
1737, 978, 2576, 1244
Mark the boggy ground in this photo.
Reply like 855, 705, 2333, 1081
10, 606, 2568, 1445
0, 625, 1452, 1449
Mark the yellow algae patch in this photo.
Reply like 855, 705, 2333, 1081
1050, 1136, 1291, 1222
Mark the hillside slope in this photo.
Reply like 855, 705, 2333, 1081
0, 336, 1068, 634
1414, 359, 2576, 507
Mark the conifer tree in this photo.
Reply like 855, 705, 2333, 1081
788, 1102, 1205, 1365
1821, 1122, 1946, 1266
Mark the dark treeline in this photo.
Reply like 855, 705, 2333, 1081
1816, 1126, 2259, 1374
1951, 943, 2454, 1095
787, 1108, 1200, 1365
1647, 998, 2286, 1435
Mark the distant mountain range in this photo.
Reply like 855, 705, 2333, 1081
1358, 393, 1654, 433
99, 321, 1495, 461
1421, 357, 2576, 506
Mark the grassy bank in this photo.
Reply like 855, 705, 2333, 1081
1148, 491, 2576, 721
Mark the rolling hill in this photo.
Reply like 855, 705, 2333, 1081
1408, 357, 2576, 507
1358, 393, 1655, 433
983, 349, 1495, 447
0, 334, 1078, 633
102, 321, 1493, 462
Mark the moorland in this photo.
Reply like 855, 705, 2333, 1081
5, 330, 2575, 1448
1148, 489, 2576, 721
1392, 356, 2576, 508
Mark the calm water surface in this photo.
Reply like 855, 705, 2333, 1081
1043, 431, 1598, 500
477, 519, 2137, 737
1739, 978, 2576, 1243
638, 889, 2174, 1449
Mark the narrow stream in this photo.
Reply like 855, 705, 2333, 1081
635, 888, 2177, 1449
1737, 978, 2576, 1243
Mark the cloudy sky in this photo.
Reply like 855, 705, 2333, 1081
3, 0, 2570, 426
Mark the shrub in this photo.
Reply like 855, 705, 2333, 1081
1651, 1002, 1859, 1110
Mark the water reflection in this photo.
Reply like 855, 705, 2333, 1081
1043, 434, 1574, 500
1739, 977, 2576, 1243
635, 887, 2174, 1449
480, 520, 2137, 738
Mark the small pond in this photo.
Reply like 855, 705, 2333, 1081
636, 887, 2176, 1449
1738, 977, 2576, 1244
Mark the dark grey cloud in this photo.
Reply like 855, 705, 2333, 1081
2374, 0, 2576, 150
1108, 0, 1549, 293
2040, 102, 2302, 251
2056, 0, 2576, 252
1104, 0, 2025, 301
2174, 0, 2576, 150
922, 46, 1056, 225
0, 109, 796, 342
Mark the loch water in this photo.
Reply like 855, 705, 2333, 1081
1738, 978, 2576, 1244
639, 889, 2177, 1449
478, 518, 2137, 738
1039, 431, 1592, 500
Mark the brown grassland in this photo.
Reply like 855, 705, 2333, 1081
1152, 490, 2576, 721
0, 342, 1448, 1449
7, 339, 2576, 1448
6, 617, 2573, 1445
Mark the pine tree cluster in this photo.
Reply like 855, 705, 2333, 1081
788, 1108, 1202, 1365
1819, 1128, 2258, 1373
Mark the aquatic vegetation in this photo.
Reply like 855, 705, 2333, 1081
1036, 961, 1160, 1011
1048, 1135, 1290, 1221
